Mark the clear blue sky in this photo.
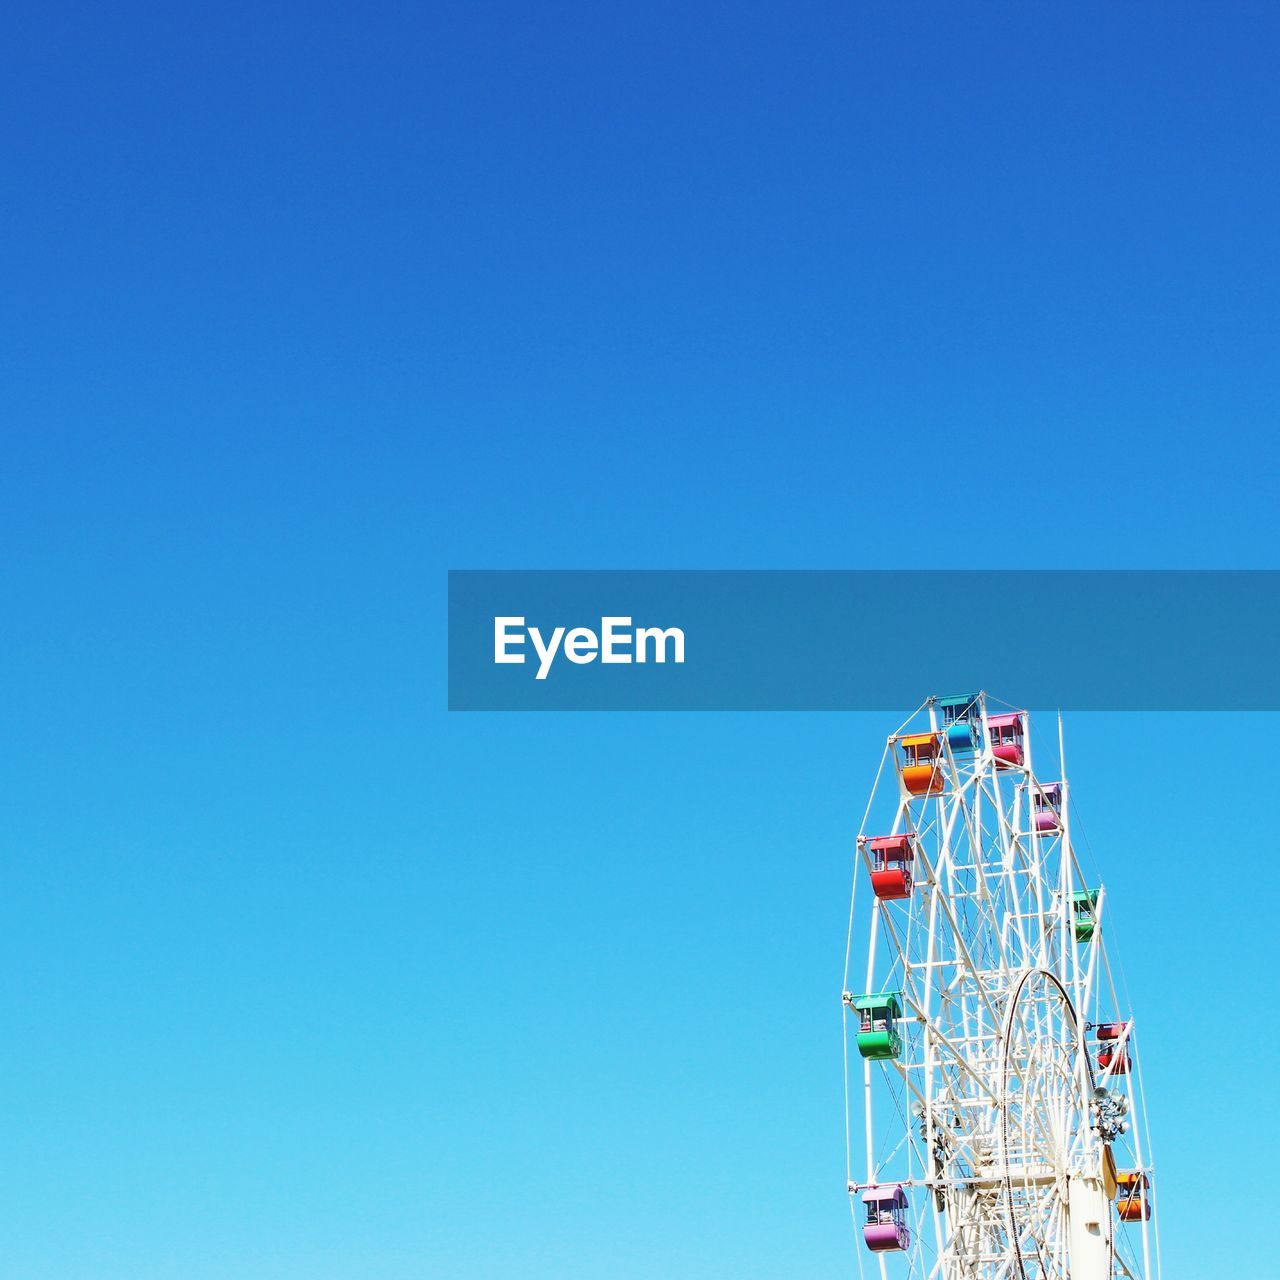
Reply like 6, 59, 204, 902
2, 2, 1276, 1277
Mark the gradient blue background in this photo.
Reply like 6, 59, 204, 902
2, 2, 1276, 1277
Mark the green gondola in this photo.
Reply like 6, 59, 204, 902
1071, 888, 1099, 942
852, 992, 903, 1060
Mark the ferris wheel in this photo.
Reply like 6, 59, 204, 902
841, 694, 1159, 1280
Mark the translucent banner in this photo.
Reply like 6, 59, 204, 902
447, 570, 1280, 710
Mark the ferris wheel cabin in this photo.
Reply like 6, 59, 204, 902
1072, 888, 1099, 942
1033, 783, 1063, 832
851, 992, 903, 1060
864, 833, 917, 900
939, 692, 980, 754
987, 712, 1025, 767
862, 1184, 911, 1252
1097, 1021, 1132, 1074
897, 733, 945, 796
1115, 1170, 1151, 1222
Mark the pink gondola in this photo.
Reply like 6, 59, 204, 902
988, 713, 1025, 768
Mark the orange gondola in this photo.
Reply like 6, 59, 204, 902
898, 733, 944, 796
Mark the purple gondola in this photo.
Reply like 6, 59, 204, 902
862, 1184, 911, 1252
1034, 782, 1063, 832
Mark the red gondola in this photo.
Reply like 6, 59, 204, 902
865, 834, 917, 901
